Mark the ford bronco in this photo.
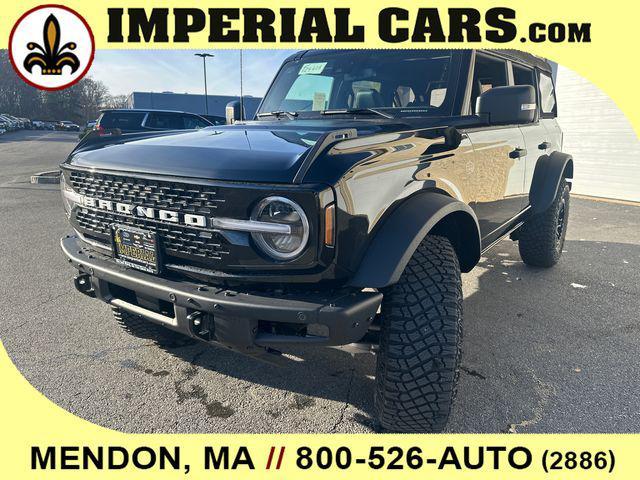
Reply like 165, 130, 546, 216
60, 49, 572, 432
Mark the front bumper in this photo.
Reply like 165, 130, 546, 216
61, 235, 382, 359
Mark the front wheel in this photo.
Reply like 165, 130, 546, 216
374, 235, 463, 432
518, 179, 570, 267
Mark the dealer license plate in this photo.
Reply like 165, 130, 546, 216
111, 225, 160, 274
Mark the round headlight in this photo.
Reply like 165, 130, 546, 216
251, 196, 310, 260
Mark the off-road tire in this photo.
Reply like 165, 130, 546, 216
112, 307, 196, 347
374, 235, 463, 433
518, 179, 570, 267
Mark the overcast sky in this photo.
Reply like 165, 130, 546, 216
89, 50, 296, 98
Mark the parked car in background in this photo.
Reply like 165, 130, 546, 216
79, 120, 97, 139
32, 120, 45, 130
8, 115, 26, 129
56, 121, 81, 131
93, 109, 213, 135
201, 114, 226, 126
44, 122, 56, 130
0, 114, 19, 131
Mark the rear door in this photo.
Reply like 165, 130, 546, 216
512, 61, 552, 201
464, 52, 528, 243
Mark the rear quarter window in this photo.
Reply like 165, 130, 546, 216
98, 112, 146, 129
539, 72, 557, 115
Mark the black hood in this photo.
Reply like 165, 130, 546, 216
65, 118, 456, 183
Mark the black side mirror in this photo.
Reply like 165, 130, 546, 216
443, 126, 462, 149
477, 85, 537, 125
225, 101, 242, 124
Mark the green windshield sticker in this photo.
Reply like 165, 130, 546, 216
298, 62, 327, 75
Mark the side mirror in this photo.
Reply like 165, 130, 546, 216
443, 126, 462, 149
477, 85, 537, 125
225, 101, 242, 124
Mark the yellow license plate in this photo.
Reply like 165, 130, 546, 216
111, 225, 160, 274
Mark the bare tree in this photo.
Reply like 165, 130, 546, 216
102, 94, 129, 110
0, 49, 117, 122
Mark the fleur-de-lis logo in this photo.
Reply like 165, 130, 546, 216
10, 5, 95, 90
23, 14, 80, 75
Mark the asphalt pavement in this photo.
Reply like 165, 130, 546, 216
1, 129, 639, 433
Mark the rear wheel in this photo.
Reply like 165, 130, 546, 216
518, 179, 570, 267
374, 235, 463, 432
112, 307, 195, 347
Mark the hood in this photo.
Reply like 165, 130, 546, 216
65, 118, 453, 183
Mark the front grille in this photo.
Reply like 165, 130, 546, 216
65, 167, 322, 278
68, 170, 230, 263
69, 170, 224, 213
75, 209, 228, 261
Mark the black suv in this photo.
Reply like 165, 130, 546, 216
94, 109, 212, 135
60, 49, 572, 433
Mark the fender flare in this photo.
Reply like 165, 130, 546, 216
529, 151, 574, 214
349, 192, 481, 288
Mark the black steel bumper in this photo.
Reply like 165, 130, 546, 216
60, 235, 382, 359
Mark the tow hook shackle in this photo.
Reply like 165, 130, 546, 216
73, 273, 95, 297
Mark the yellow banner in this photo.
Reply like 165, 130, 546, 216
1, 1, 639, 479
0, 1, 637, 129
1, 342, 639, 479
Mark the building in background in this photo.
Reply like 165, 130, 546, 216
126, 92, 262, 120
555, 66, 640, 202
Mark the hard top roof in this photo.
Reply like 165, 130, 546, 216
100, 108, 197, 115
286, 49, 553, 73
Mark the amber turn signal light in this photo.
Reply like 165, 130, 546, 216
324, 204, 335, 246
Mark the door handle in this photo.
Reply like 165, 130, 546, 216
509, 148, 527, 159
538, 141, 551, 150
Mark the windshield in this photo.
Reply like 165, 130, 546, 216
258, 50, 459, 119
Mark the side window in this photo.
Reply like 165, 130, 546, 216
538, 72, 557, 115
98, 112, 146, 129
513, 63, 536, 88
183, 115, 209, 129
145, 113, 184, 130
283, 74, 334, 111
471, 54, 508, 114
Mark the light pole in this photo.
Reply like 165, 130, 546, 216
194, 53, 214, 115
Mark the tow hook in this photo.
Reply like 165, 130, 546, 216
188, 310, 214, 341
73, 273, 95, 297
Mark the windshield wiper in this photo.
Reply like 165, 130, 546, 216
321, 108, 395, 119
256, 111, 299, 120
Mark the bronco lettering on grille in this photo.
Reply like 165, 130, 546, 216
81, 196, 207, 227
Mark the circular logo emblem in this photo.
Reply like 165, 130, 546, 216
9, 5, 95, 91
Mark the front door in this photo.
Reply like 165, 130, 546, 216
465, 52, 528, 244
466, 127, 527, 242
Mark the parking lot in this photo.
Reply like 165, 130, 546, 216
1, 129, 639, 433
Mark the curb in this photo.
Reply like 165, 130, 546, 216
30, 170, 61, 185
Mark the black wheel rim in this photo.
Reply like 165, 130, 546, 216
556, 198, 566, 242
